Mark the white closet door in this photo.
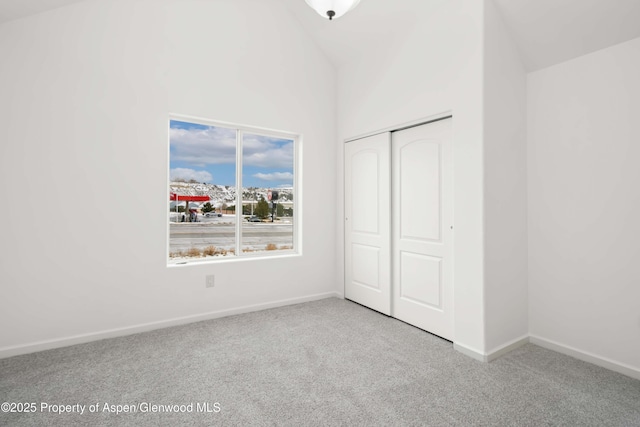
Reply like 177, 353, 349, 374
392, 119, 453, 340
344, 133, 391, 315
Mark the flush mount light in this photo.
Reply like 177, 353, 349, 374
304, 0, 361, 20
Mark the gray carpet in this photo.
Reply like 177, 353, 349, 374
1, 297, 639, 426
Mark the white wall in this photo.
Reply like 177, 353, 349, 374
5, 0, 635, 376
0, 0, 338, 356
483, 0, 528, 354
337, 0, 487, 355
528, 36, 640, 373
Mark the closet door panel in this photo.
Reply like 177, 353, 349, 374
344, 133, 391, 315
392, 119, 453, 340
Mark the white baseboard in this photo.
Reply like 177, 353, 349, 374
455, 334, 639, 380
486, 335, 530, 362
453, 342, 486, 362
0, 292, 340, 360
454, 335, 529, 362
529, 335, 640, 381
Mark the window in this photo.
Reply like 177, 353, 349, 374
168, 116, 298, 264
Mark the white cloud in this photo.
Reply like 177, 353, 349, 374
243, 135, 293, 168
170, 124, 294, 169
252, 172, 294, 182
170, 126, 236, 166
170, 168, 213, 183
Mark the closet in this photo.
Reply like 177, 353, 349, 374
344, 117, 453, 340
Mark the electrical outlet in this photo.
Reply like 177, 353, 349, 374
205, 275, 215, 288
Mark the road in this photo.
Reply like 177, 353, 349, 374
169, 219, 294, 256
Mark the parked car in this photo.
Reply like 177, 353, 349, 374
247, 216, 262, 222
204, 212, 222, 217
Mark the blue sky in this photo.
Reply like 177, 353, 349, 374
169, 120, 294, 188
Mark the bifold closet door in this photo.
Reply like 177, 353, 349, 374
392, 119, 453, 340
344, 132, 391, 315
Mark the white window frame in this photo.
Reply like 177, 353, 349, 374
167, 113, 301, 265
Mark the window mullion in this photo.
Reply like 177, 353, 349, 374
235, 129, 243, 256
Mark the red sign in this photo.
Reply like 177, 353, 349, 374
169, 193, 210, 202
267, 190, 272, 201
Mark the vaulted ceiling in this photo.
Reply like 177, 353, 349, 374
279, 0, 640, 71
2, 0, 640, 72
0, 0, 83, 24
492, 0, 640, 71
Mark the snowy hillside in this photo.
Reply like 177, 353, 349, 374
169, 182, 293, 208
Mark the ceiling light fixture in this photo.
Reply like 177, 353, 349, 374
304, 0, 361, 21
